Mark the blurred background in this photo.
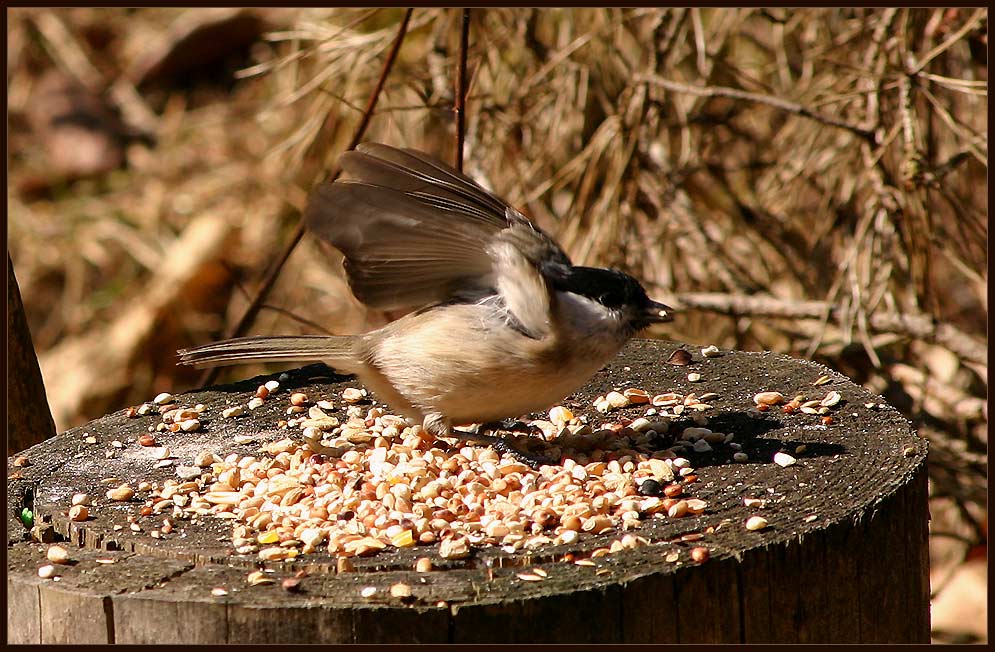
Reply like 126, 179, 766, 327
6, 8, 987, 642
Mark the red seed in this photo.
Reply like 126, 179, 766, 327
690, 547, 710, 562
138, 434, 156, 447
757, 404, 770, 412
663, 484, 683, 498
822, 416, 834, 425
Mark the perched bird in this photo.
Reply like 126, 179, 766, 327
179, 143, 673, 463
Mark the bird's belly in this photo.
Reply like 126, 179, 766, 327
390, 339, 622, 425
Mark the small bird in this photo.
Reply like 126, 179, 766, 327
178, 143, 673, 463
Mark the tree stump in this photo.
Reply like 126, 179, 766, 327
6, 339, 930, 643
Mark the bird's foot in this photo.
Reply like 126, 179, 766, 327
453, 424, 554, 469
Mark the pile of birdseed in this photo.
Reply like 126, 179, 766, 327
115, 382, 731, 563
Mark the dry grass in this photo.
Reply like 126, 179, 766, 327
7, 8, 987, 642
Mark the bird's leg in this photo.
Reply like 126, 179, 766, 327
423, 413, 553, 469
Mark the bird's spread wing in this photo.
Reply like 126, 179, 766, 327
305, 143, 571, 322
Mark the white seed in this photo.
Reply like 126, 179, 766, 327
211, 587, 229, 597
558, 530, 579, 545
360, 586, 377, 598
47, 545, 71, 564
222, 406, 244, 418
813, 375, 831, 386
821, 391, 842, 407
687, 373, 702, 382
623, 388, 650, 404
264, 380, 281, 392
701, 345, 721, 358
71, 493, 91, 506
773, 452, 797, 467
390, 583, 412, 598
179, 419, 201, 432
342, 388, 366, 403
439, 536, 471, 559
745, 516, 769, 531
733, 452, 749, 462
106, 485, 135, 501
38, 564, 58, 579
153, 392, 174, 405
605, 391, 630, 409
248, 397, 265, 410
743, 497, 766, 508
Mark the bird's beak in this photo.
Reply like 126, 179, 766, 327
644, 299, 675, 324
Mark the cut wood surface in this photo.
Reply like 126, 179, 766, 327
6, 339, 929, 643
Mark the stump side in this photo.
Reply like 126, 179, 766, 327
6, 340, 930, 642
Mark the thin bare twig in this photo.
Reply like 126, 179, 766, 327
637, 73, 877, 142
199, 8, 413, 386
455, 8, 471, 172
671, 292, 987, 367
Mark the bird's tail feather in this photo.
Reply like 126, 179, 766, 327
177, 335, 360, 371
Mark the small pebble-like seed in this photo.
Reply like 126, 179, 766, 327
38, 564, 58, 579
247, 570, 275, 585
337, 557, 355, 573
107, 485, 135, 501
248, 397, 265, 410
690, 547, 710, 562
700, 345, 721, 358
153, 393, 173, 405
415, 557, 433, 573
773, 452, 797, 467
623, 388, 650, 404
605, 391, 630, 409
264, 380, 280, 392
821, 391, 842, 407
290, 393, 308, 406
753, 391, 784, 406
638, 479, 662, 496
667, 349, 692, 365
211, 587, 229, 597
548, 405, 574, 424
439, 536, 471, 559
667, 500, 688, 518
687, 373, 702, 382
733, 452, 749, 462
743, 497, 766, 508
813, 375, 831, 386
47, 545, 70, 564
360, 586, 377, 598
745, 516, 769, 531
663, 484, 683, 498
222, 406, 244, 418
258, 547, 287, 561
390, 583, 412, 599
69, 505, 89, 521
71, 493, 91, 506
342, 388, 366, 403
692, 439, 712, 452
